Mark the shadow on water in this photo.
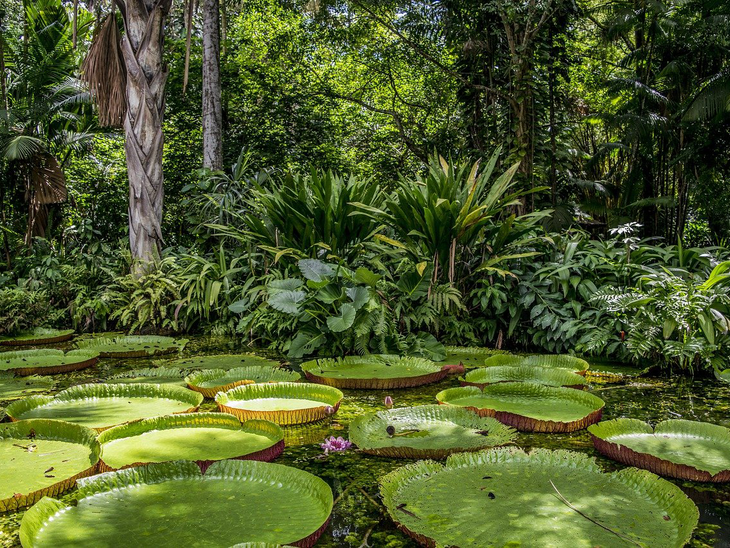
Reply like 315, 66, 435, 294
1, 336, 729, 547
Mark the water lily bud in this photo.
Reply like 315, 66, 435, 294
324, 405, 336, 415
384, 396, 394, 409
386, 425, 396, 437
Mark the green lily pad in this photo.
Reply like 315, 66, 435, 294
108, 367, 189, 387
74, 336, 188, 358
436, 383, 605, 432
462, 365, 587, 389
162, 353, 281, 370
589, 418, 730, 482
1, 419, 100, 513
441, 346, 504, 369
216, 382, 343, 426
0, 374, 54, 400
349, 404, 516, 459
586, 362, 652, 383
0, 349, 99, 376
97, 413, 284, 471
20, 460, 333, 547
380, 447, 698, 548
6, 383, 203, 431
484, 353, 590, 374
301, 355, 448, 389
186, 367, 301, 398
0, 328, 75, 347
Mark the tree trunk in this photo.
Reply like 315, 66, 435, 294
117, 0, 171, 266
202, 0, 223, 170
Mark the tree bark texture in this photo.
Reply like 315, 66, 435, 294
202, 0, 223, 170
116, 0, 171, 265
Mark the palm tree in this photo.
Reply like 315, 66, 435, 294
203, 0, 223, 171
82, 0, 172, 268
0, 0, 94, 245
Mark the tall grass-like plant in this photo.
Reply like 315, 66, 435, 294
242, 170, 385, 263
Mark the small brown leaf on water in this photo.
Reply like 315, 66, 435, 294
663, 515, 671, 521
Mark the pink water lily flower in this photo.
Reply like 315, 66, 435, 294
320, 436, 352, 454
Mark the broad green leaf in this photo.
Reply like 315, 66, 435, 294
326, 303, 356, 332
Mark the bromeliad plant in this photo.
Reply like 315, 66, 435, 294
352, 150, 545, 291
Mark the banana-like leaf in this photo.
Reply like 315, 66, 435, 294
216, 382, 342, 425
0, 349, 99, 376
0, 328, 75, 347
185, 367, 300, 398
462, 365, 587, 389
20, 460, 333, 547
350, 404, 516, 459
301, 355, 448, 389
97, 413, 284, 471
0, 419, 100, 513
74, 336, 188, 358
436, 383, 604, 432
589, 418, 730, 482
6, 383, 203, 431
380, 447, 698, 547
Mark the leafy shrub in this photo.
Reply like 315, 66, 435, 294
0, 288, 56, 334
592, 262, 730, 372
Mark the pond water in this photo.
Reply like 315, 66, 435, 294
1, 336, 729, 547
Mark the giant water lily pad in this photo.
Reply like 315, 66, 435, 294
589, 418, 730, 482
380, 448, 698, 548
0, 349, 99, 376
349, 405, 516, 459
97, 413, 284, 472
1, 420, 100, 513
186, 367, 301, 398
0, 328, 75, 347
75, 336, 188, 358
461, 365, 587, 389
20, 460, 333, 547
216, 382, 343, 425
0, 374, 54, 401
585, 362, 652, 383
436, 383, 604, 432
484, 353, 590, 374
441, 346, 502, 369
164, 353, 281, 370
109, 367, 189, 387
301, 355, 449, 389
6, 383, 203, 431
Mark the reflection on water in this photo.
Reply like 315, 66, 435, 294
1, 336, 729, 547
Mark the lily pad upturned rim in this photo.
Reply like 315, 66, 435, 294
484, 353, 590, 375
185, 367, 301, 398
436, 383, 604, 432
0, 328, 76, 347
0, 419, 100, 513
20, 460, 333, 548
5, 383, 204, 432
461, 365, 588, 390
97, 413, 285, 472
0, 349, 100, 376
216, 382, 343, 426
589, 418, 730, 482
349, 404, 517, 459
301, 355, 448, 389
379, 447, 699, 548
74, 335, 189, 358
